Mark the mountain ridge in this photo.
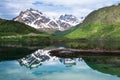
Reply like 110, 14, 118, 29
65, 5, 120, 40
14, 8, 82, 33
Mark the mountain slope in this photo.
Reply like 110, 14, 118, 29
0, 18, 44, 36
65, 5, 120, 40
14, 9, 81, 33
52, 24, 79, 36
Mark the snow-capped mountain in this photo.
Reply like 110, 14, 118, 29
14, 8, 82, 31
59, 14, 81, 26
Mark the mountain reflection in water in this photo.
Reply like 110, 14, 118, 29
0, 48, 120, 80
18, 49, 84, 68
17, 49, 120, 78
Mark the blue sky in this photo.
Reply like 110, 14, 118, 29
0, 0, 120, 19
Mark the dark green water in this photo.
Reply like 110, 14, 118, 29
0, 41, 120, 80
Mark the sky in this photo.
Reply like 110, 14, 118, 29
0, 0, 120, 20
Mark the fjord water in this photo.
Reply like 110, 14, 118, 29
0, 41, 120, 80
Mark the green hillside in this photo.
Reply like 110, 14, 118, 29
52, 24, 79, 36
65, 5, 120, 40
0, 18, 43, 36
0, 18, 54, 41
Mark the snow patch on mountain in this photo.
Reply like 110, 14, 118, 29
14, 8, 83, 31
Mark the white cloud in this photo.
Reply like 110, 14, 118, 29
37, 0, 117, 6
0, 0, 119, 19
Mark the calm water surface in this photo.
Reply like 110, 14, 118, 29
0, 41, 120, 80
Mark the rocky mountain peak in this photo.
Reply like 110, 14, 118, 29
14, 8, 82, 32
60, 14, 78, 21
59, 14, 80, 25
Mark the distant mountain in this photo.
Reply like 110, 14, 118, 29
59, 14, 80, 25
0, 18, 43, 36
65, 5, 120, 40
14, 8, 82, 33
